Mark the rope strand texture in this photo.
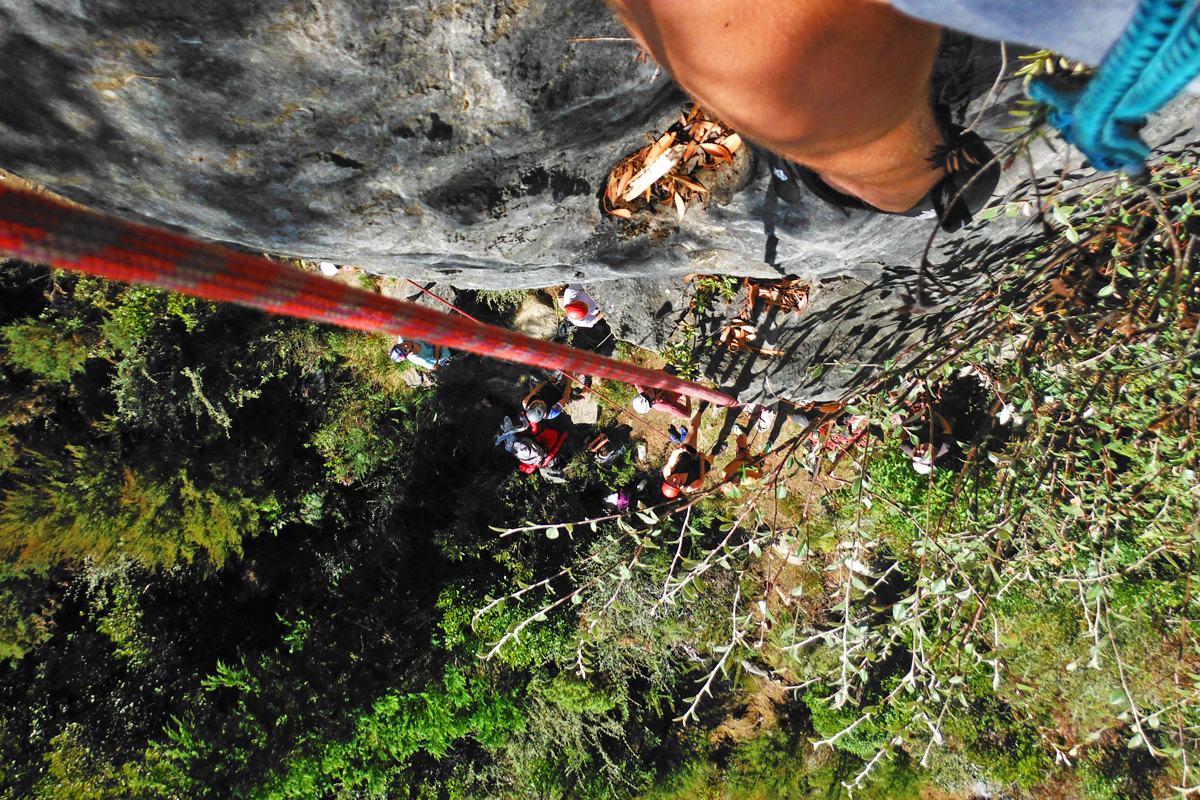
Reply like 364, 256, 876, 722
0, 185, 737, 406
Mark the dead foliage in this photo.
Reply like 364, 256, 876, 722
740, 277, 810, 318
709, 677, 786, 747
603, 105, 743, 221
716, 318, 785, 357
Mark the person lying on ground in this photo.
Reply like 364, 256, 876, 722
604, 0, 999, 230
722, 429, 765, 491
523, 374, 574, 428
390, 337, 452, 370
561, 284, 603, 328
494, 414, 530, 449
632, 384, 691, 420
662, 408, 712, 498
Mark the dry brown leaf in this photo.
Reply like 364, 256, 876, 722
609, 207, 633, 218
643, 132, 676, 166
673, 175, 708, 194
722, 133, 743, 152
1049, 277, 1074, 300
699, 142, 733, 163
683, 141, 697, 162
674, 191, 686, 220
614, 164, 634, 199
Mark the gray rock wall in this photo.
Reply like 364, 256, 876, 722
0, 0, 983, 288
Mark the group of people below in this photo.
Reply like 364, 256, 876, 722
494, 372, 773, 499
493, 374, 581, 478
395, 280, 948, 498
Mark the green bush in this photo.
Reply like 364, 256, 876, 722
256, 668, 523, 800
1, 320, 90, 382
0, 447, 259, 570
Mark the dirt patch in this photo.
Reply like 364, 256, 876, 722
710, 676, 787, 747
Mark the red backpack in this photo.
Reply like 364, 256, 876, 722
518, 428, 567, 474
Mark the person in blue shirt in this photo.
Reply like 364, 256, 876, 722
390, 337, 452, 370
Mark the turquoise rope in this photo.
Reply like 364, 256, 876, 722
1123, 1, 1200, 118
1028, 0, 1200, 175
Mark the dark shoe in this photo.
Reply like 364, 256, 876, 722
769, 109, 999, 233
924, 114, 1001, 232
596, 444, 625, 465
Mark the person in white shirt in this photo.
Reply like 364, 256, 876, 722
561, 284, 602, 328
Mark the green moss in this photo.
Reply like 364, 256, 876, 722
1, 320, 90, 382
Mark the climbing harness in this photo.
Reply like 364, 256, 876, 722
1029, 0, 1200, 175
0, 185, 737, 406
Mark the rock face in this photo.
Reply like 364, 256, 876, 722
1, 0, 992, 290
0, 0, 677, 286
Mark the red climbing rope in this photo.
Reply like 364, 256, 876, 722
576, 379, 676, 442
0, 185, 738, 405
404, 278, 484, 325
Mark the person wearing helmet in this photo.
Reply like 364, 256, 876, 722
722, 430, 765, 491
522, 375, 574, 429
560, 284, 602, 328
631, 383, 691, 421
661, 408, 711, 498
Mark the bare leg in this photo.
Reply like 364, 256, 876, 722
683, 409, 702, 449
606, 0, 944, 210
